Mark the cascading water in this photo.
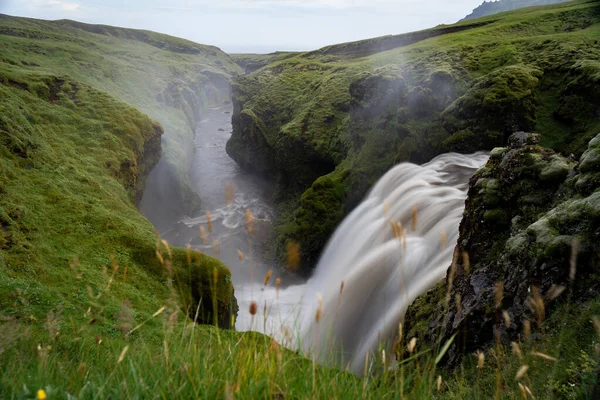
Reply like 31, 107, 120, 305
236, 152, 488, 374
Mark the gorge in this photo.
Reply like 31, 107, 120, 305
1, 0, 600, 397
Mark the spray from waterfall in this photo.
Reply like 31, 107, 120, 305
236, 152, 489, 373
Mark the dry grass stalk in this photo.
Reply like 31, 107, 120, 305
440, 231, 447, 248
523, 320, 531, 341
524, 385, 535, 398
512, 342, 523, 360
225, 183, 235, 206
381, 349, 386, 367
152, 306, 166, 318
455, 294, 462, 313
340, 280, 345, 297
526, 287, 545, 326
477, 351, 485, 369
212, 240, 221, 257
315, 293, 324, 323
518, 383, 527, 399
545, 285, 566, 301
264, 270, 273, 286
200, 226, 207, 244
411, 207, 418, 231
245, 209, 254, 234
515, 365, 529, 380
237, 250, 244, 261
495, 282, 504, 308
117, 345, 129, 364
276, 278, 281, 295
206, 211, 213, 234
592, 316, 600, 336
286, 241, 301, 271
570, 238, 579, 281
462, 251, 471, 275
531, 351, 557, 361
407, 337, 417, 354
437, 375, 442, 392
503, 311, 511, 328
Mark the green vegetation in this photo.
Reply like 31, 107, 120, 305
0, 32, 237, 396
227, 0, 600, 275
0, 14, 242, 224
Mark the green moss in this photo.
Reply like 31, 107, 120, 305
0, 65, 235, 342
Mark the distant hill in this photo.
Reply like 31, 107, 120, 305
461, 0, 571, 21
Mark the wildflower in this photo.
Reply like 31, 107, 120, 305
37, 390, 46, 400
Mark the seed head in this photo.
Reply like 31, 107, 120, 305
511, 342, 523, 360
315, 293, 324, 323
286, 241, 301, 271
477, 351, 485, 369
249, 301, 257, 316
275, 278, 281, 295
206, 212, 213, 233
411, 207, 418, 231
245, 209, 254, 234
462, 251, 471, 275
200, 226, 207, 244
437, 375, 442, 392
407, 337, 417, 354
225, 183, 235, 206
264, 270, 273, 286
515, 365, 529, 380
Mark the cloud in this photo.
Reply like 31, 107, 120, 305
27, 0, 80, 12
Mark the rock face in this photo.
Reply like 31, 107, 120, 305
407, 132, 600, 365
461, 0, 570, 21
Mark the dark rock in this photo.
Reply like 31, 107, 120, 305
405, 132, 600, 365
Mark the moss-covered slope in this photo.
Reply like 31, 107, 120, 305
0, 14, 242, 230
227, 0, 600, 275
0, 62, 236, 348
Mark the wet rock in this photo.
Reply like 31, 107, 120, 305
405, 132, 600, 365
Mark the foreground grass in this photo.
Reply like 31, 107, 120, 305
1, 286, 599, 399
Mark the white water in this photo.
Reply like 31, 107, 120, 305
148, 105, 488, 373
236, 152, 488, 373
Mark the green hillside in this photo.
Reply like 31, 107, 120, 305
0, 14, 242, 228
226, 0, 600, 275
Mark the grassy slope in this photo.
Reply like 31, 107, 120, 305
227, 0, 600, 275
0, 14, 243, 226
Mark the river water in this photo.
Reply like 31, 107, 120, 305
151, 103, 488, 371
154, 104, 306, 334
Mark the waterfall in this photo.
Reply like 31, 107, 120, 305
236, 152, 489, 373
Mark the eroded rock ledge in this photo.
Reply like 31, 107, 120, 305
404, 132, 600, 364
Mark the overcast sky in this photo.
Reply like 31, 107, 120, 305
0, 0, 484, 53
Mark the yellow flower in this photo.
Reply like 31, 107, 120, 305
37, 389, 47, 400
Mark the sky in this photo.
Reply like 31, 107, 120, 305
0, 0, 485, 53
